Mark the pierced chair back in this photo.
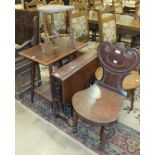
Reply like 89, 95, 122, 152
96, 42, 140, 96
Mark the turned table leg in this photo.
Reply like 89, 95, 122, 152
130, 88, 135, 111
31, 62, 36, 103
49, 65, 57, 116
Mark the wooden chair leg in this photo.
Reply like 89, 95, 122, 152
72, 112, 78, 133
99, 126, 105, 150
67, 111, 78, 132
130, 89, 135, 111
100, 126, 104, 144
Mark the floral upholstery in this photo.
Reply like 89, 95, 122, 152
72, 15, 88, 41
102, 19, 116, 43
40, 12, 66, 36
53, 13, 66, 33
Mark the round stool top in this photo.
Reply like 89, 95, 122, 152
38, 5, 75, 13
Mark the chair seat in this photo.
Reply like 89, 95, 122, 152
72, 84, 124, 124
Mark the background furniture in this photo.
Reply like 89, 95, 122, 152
15, 9, 41, 97
71, 42, 139, 149
71, 11, 100, 53
24, 0, 44, 9
98, 8, 116, 43
92, 0, 103, 10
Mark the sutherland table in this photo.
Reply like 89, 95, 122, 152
19, 40, 86, 116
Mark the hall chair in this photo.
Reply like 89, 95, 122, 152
15, 9, 41, 97
71, 42, 139, 147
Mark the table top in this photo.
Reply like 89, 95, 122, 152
19, 39, 86, 66
88, 13, 140, 32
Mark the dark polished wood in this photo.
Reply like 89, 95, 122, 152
71, 42, 140, 148
19, 38, 86, 115
95, 67, 140, 110
15, 9, 41, 97
51, 52, 99, 107
19, 40, 86, 65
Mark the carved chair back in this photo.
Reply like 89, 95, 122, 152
96, 42, 139, 96
71, 11, 89, 42
15, 9, 39, 45
97, 8, 116, 43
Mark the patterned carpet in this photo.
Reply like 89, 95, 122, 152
17, 87, 140, 155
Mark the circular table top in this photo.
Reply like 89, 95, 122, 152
95, 67, 140, 90
37, 5, 75, 13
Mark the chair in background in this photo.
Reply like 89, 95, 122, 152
92, 0, 104, 10
97, 7, 116, 43
72, 1, 88, 14
71, 11, 100, 53
71, 42, 139, 148
15, 9, 41, 97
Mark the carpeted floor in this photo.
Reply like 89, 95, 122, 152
17, 88, 140, 155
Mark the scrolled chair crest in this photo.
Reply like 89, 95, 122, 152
97, 42, 140, 74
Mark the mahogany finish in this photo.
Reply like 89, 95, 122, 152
20, 40, 86, 65
51, 52, 99, 108
19, 39, 86, 115
71, 42, 139, 148
95, 67, 140, 90
95, 67, 140, 110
